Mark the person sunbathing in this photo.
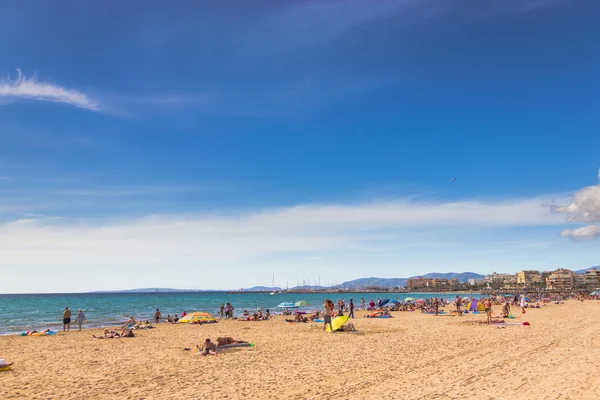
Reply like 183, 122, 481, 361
216, 337, 248, 346
93, 329, 118, 339
0, 359, 14, 368
122, 316, 136, 329
197, 338, 218, 356
337, 323, 356, 332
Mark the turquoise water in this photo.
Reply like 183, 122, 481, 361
0, 292, 482, 335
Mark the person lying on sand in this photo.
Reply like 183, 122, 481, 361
337, 323, 356, 332
197, 338, 218, 356
0, 359, 14, 368
216, 337, 248, 346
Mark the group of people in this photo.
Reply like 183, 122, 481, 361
62, 307, 86, 332
219, 303, 235, 319
239, 308, 271, 321
153, 309, 188, 323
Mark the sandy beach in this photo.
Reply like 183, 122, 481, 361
1, 300, 599, 399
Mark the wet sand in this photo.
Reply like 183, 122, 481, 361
2, 301, 600, 399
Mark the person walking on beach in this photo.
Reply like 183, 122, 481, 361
154, 309, 161, 323
219, 303, 225, 319
348, 299, 355, 318
74, 309, 86, 331
323, 300, 334, 332
62, 307, 72, 332
455, 296, 462, 316
361, 297, 365, 310
432, 297, 439, 316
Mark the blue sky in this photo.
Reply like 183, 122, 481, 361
1, 0, 599, 293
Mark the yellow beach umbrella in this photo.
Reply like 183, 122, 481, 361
178, 312, 216, 323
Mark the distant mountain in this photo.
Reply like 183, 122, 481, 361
337, 277, 408, 288
242, 286, 282, 291
335, 273, 484, 289
89, 288, 220, 293
574, 266, 599, 274
419, 272, 485, 281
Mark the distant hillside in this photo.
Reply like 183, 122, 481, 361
419, 272, 485, 281
89, 288, 220, 293
337, 277, 408, 288
242, 286, 282, 291
575, 266, 599, 274
335, 273, 484, 289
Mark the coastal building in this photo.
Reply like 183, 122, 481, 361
468, 278, 485, 286
516, 270, 543, 288
407, 278, 436, 291
407, 277, 460, 291
584, 268, 600, 288
546, 269, 574, 290
485, 272, 517, 289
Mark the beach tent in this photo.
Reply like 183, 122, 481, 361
326, 315, 349, 333
295, 300, 309, 307
178, 312, 216, 324
277, 302, 298, 308
377, 299, 390, 308
467, 301, 485, 312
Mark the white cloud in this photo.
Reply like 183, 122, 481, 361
0, 197, 562, 269
561, 225, 600, 241
0, 70, 100, 111
555, 170, 600, 241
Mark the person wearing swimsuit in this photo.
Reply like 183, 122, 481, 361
323, 300, 334, 332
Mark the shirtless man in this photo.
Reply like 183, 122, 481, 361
455, 296, 462, 316
154, 309, 161, 323
197, 338, 218, 356
62, 307, 72, 332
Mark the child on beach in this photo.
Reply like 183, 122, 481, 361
323, 300, 334, 332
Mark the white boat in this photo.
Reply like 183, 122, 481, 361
270, 291, 277, 296
270, 273, 277, 295
277, 302, 298, 308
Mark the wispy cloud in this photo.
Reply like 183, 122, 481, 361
0, 196, 564, 268
0, 70, 100, 111
556, 170, 600, 241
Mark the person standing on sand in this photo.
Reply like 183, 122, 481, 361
348, 299, 355, 318
323, 300, 334, 332
62, 307, 72, 332
74, 309, 86, 331
484, 298, 492, 324
154, 309, 161, 323
432, 297, 439, 316
455, 296, 462, 316
219, 303, 225, 319
361, 298, 365, 310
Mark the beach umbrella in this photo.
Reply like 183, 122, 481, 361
178, 312, 216, 323
295, 300, 309, 307
414, 299, 426, 305
388, 299, 399, 304
377, 299, 390, 307
404, 297, 415, 302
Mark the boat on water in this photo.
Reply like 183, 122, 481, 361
270, 291, 278, 296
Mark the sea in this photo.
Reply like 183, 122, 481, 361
0, 291, 484, 335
